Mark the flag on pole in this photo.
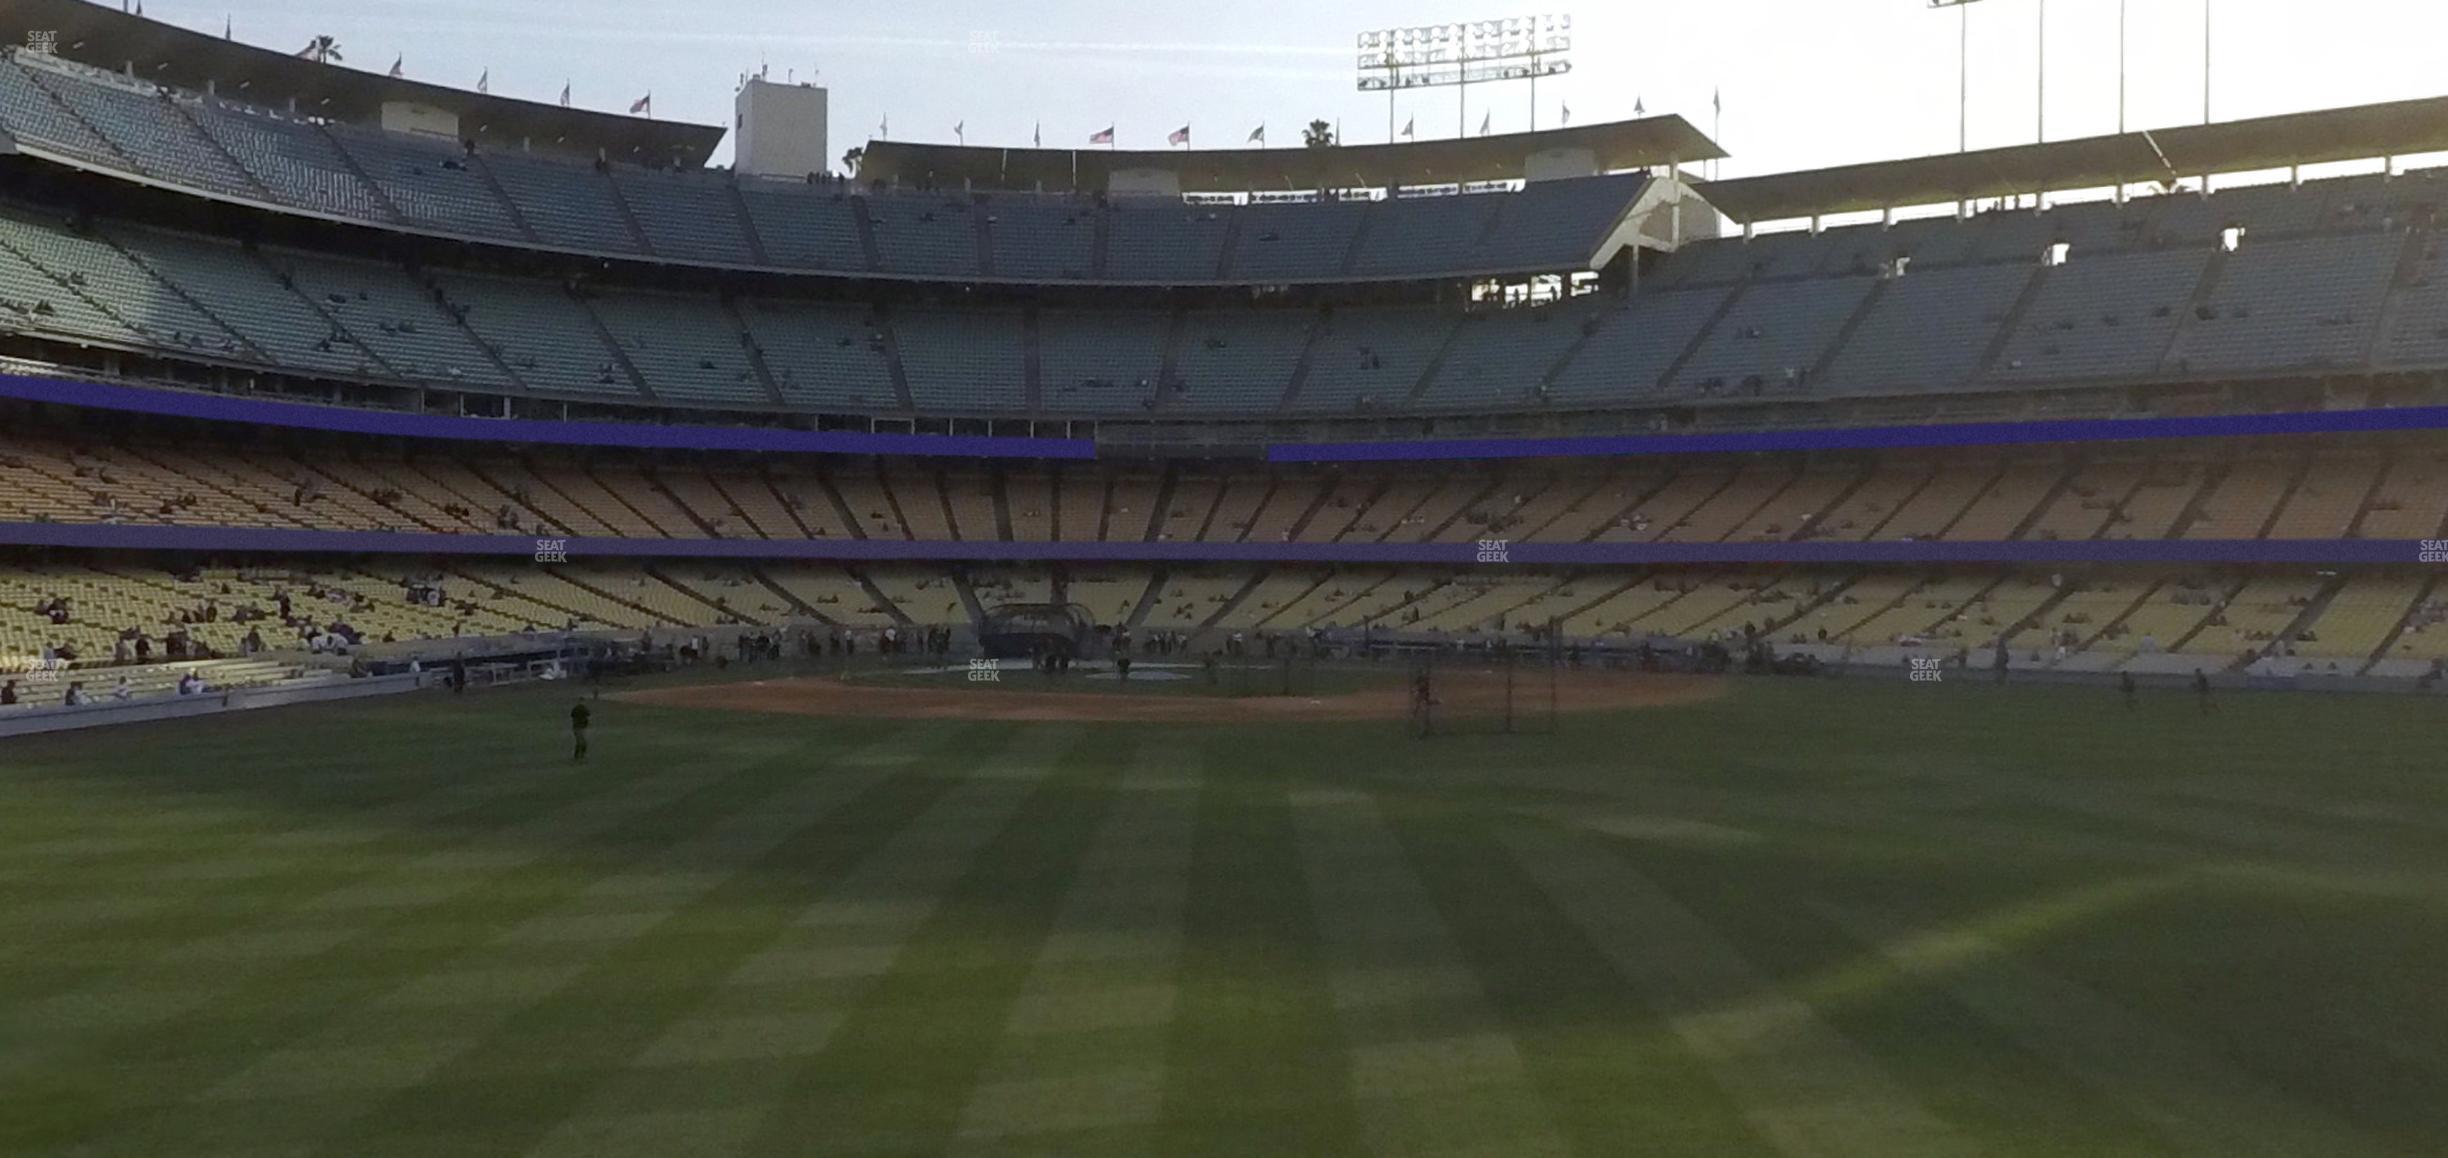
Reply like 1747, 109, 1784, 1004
629, 92, 652, 115
1033, 122, 1041, 148
1713, 86, 1722, 115
223, 14, 231, 39
1561, 102, 1572, 125
1167, 123, 1190, 147
1478, 110, 1491, 136
558, 81, 571, 107
295, 39, 317, 58
1089, 125, 1115, 145
1400, 115, 1414, 140
955, 119, 965, 145
387, 55, 402, 79
1634, 96, 1644, 117
1247, 123, 1265, 145
880, 114, 889, 137
476, 68, 489, 94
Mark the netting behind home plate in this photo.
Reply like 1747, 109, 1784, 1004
1410, 632, 1560, 738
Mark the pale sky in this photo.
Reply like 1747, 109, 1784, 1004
122, 0, 2448, 179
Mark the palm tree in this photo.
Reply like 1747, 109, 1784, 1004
1302, 119, 1336, 149
841, 146, 864, 177
307, 35, 342, 64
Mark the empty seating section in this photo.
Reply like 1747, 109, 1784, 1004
1478, 175, 1646, 268
1, 213, 242, 356
2147, 181, 2338, 244
739, 300, 899, 411
864, 192, 978, 278
2182, 461, 2294, 539
266, 247, 511, 387
736, 185, 867, 271
1417, 305, 1593, 411
26, 69, 261, 201
1231, 198, 1368, 282
985, 200, 1096, 281
1823, 264, 2031, 391
2266, 457, 2380, 538
431, 272, 633, 398
1105, 201, 1230, 282
2357, 453, 2448, 538
610, 171, 758, 263
1994, 249, 2208, 381
1350, 192, 1493, 277
482, 153, 638, 253
330, 127, 521, 237
2183, 233, 2398, 373
895, 309, 1026, 412
1673, 277, 1873, 392
1038, 311, 1166, 412
96, 230, 335, 373
1171, 310, 1310, 412
1294, 308, 1450, 412
1650, 234, 1788, 288
2026, 461, 2146, 540
1546, 288, 1730, 403
195, 103, 389, 220
2379, 234, 2448, 368
0, 57, 122, 169
586, 291, 765, 406
4, 64, 1651, 285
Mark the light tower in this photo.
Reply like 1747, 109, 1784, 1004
1357, 16, 1572, 144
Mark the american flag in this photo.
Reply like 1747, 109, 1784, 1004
1167, 124, 1189, 147
629, 93, 652, 115
1089, 126, 1114, 145
387, 55, 402, 79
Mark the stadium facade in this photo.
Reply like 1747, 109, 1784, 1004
7, 0, 2448, 724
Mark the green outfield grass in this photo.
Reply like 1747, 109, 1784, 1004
5, 676, 2448, 1156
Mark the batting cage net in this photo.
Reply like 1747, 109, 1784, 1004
1409, 632, 1562, 738
977, 602, 1097, 659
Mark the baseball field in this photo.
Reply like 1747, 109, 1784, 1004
5, 666, 2448, 1156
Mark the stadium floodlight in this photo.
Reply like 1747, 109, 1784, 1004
1355, 15, 1571, 143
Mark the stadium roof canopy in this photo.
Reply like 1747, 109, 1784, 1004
0, 0, 727, 166
857, 115, 1724, 193
1696, 95, 2448, 224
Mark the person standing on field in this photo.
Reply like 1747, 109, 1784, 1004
570, 701, 592, 762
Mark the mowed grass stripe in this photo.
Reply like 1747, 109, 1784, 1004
732, 724, 1121, 1155
1814, 900, 2386, 1157
0, 728, 748, 1048
0, 742, 554, 974
1381, 804, 1778, 1156
1501, 827, 1975, 1158
308, 722, 999, 1154
1160, 766, 1361, 1156
1294, 788, 1570, 1158
1620, 851, 2189, 1158
1, 724, 912, 1155
947, 742, 1202, 1156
